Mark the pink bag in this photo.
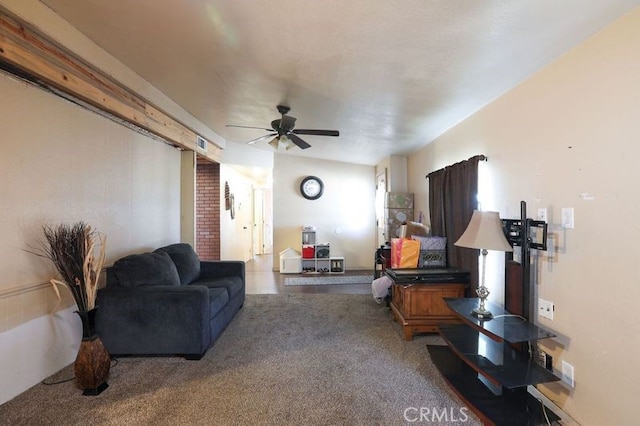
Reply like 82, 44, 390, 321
390, 238, 420, 268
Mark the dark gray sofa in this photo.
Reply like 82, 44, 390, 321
95, 243, 245, 360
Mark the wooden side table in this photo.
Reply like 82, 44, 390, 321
386, 268, 469, 340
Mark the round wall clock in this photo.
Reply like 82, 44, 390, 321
300, 176, 324, 200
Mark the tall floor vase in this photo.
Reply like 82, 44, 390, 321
75, 309, 111, 396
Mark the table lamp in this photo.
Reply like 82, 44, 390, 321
455, 210, 513, 319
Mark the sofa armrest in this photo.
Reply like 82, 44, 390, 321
200, 260, 245, 283
96, 285, 211, 356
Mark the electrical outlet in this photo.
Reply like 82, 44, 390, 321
561, 207, 574, 229
562, 361, 575, 388
539, 298, 554, 320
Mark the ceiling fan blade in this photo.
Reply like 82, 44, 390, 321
245, 133, 277, 145
293, 129, 339, 137
226, 124, 273, 132
288, 133, 312, 149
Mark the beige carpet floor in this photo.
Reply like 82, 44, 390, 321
0, 294, 480, 425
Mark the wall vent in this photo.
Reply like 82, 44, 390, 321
196, 135, 207, 151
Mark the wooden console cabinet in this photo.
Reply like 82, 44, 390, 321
386, 268, 469, 340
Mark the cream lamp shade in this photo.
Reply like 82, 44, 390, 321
455, 210, 512, 319
454, 210, 513, 252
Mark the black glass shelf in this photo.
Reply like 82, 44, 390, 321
444, 298, 556, 343
427, 345, 560, 426
438, 324, 560, 389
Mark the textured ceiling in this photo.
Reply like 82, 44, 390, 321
40, 0, 639, 165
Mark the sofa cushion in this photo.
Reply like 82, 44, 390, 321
111, 251, 181, 288
156, 243, 201, 285
207, 287, 229, 319
195, 276, 244, 300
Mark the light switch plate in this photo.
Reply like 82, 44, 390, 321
537, 208, 548, 222
561, 208, 574, 229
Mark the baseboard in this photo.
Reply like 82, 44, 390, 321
0, 307, 79, 404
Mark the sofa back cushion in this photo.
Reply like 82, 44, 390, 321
111, 251, 181, 288
155, 243, 201, 285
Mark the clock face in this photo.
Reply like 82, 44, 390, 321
300, 176, 324, 200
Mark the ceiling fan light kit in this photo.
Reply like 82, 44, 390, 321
226, 105, 339, 150
269, 135, 295, 150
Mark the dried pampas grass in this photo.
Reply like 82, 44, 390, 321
30, 222, 106, 312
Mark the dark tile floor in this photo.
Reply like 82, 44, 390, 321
245, 253, 374, 295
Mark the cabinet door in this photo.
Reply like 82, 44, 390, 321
407, 285, 464, 318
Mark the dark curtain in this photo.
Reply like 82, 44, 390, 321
427, 155, 485, 295
427, 169, 446, 236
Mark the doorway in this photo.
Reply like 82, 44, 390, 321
253, 187, 273, 255
375, 169, 387, 247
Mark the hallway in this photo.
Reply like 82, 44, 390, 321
245, 254, 374, 295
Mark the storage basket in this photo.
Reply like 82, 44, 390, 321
315, 244, 330, 258
302, 246, 315, 259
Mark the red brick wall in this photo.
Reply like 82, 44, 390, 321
196, 159, 220, 260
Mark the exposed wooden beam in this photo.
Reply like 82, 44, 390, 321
0, 9, 221, 162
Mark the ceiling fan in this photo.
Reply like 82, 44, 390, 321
226, 105, 339, 150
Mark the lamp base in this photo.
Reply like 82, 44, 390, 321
471, 307, 493, 320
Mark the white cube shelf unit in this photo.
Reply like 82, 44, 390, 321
301, 228, 344, 274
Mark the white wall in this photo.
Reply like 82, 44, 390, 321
222, 140, 274, 170
0, 72, 181, 404
273, 155, 376, 271
407, 8, 640, 424
388, 155, 409, 192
